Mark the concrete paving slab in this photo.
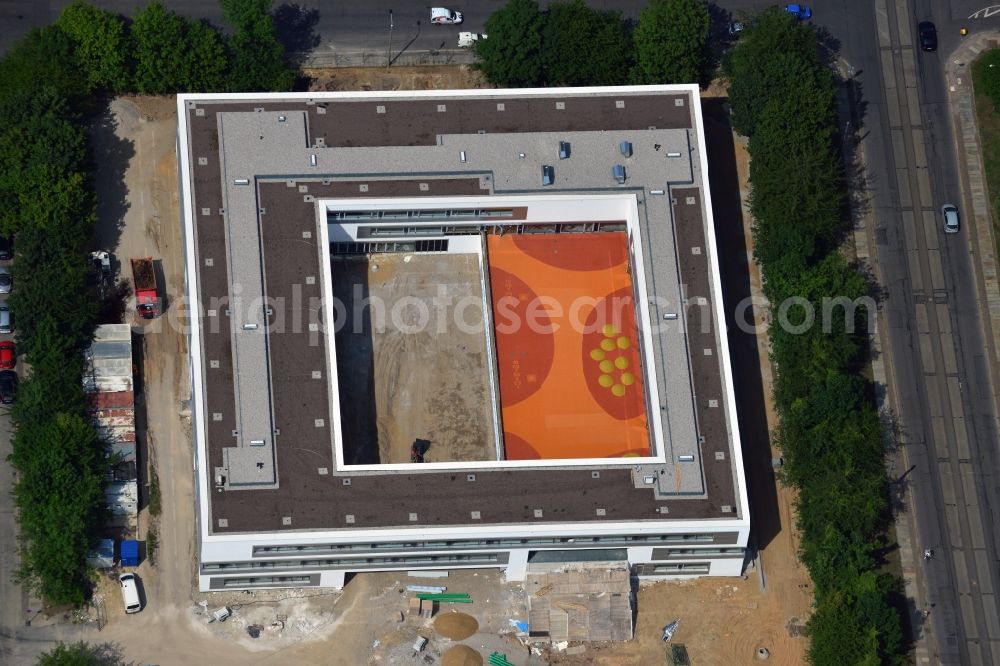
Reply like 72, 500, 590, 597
912, 127, 928, 167
894, 0, 912, 47
897, 167, 913, 207
875, 0, 892, 47
903, 209, 918, 249
953, 415, 971, 460
919, 332, 937, 373
927, 248, 946, 290
923, 209, 939, 250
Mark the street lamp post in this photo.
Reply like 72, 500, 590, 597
387, 9, 394, 68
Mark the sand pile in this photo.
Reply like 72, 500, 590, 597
434, 611, 479, 640
442, 644, 483, 666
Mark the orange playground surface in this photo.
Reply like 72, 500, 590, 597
487, 232, 651, 460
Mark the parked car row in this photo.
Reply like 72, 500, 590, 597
0, 236, 15, 405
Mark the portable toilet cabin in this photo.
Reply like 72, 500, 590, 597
120, 539, 140, 567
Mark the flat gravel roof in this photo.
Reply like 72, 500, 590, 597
180, 89, 742, 535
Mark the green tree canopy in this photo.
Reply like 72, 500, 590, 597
541, 1, 630, 86
728, 7, 903, 663
221, 0, 295, 91
131, 2, 192, 93
475, 0, 544, 87
181, 19, 229, 92
132, 2, 231, 93
10, 223, 97, 351
632, 0, 710, 85
808, 575, 905, 666
0, 87, 88, 236
0, 27, 87, 105
36, 641, 119, 666
11, 411, 107, 605
723, 7, 820, 136
56, 2, 132, 92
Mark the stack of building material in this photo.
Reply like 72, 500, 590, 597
526, 564, 632, 643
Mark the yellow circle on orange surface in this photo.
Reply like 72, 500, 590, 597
611, 384, 626, 397
599, 360, 615, 373
616, 336, 630, 350
614, 356, 629, 370
600, 339, 616, 352
621, 372, 635, 386
590, 348, 605, 361
598, 374, 614, 388
602, 324, 618, 337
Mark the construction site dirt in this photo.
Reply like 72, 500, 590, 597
331, 253, 496, 464
61, 71, 813, 666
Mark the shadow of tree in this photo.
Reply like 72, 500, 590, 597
87, 102, 135, 257
706, 3, 737, 82
273, 3, 321, 67
90, 640, 132, 665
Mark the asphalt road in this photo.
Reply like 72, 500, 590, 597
848, 2, 1000, 663
0, 1, 657, 60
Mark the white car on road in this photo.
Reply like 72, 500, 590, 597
458, 32, 486, 47
431, 7, 463, 24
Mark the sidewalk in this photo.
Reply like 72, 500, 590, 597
301, 48, 476, 69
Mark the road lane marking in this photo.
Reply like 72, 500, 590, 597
969, 6, 1000, 20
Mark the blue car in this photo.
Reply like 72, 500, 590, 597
785, 4, 812, 20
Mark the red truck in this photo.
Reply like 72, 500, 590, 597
131, 257, 160, 318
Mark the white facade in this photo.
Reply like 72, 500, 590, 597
176, 86, 751, 592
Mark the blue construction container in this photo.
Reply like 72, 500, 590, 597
120, 539, 140, 567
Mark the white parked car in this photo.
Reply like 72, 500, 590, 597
431, 7, 463, 24
458, 32, 486, 48
942, 203, 960, 234
119, 573, 142, 614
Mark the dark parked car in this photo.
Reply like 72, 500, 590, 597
0, 267, 10, 295
0, 370, 16, 404
918, 22, 937, 52
0, 236, 11, 260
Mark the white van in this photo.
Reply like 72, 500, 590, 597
119, 573, 141, 613
458, 32, 486, 48
431, 7, 463, 24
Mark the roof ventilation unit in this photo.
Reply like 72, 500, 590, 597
619, 141, 632, 157
558, 141, 570, 159
612, 164, 626, 184
542, 165, 554, 186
